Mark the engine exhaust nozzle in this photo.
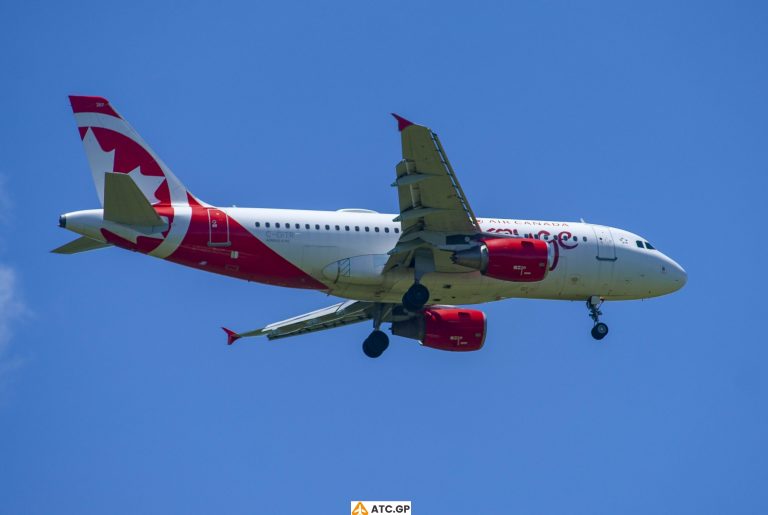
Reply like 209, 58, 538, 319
451, 244, 488, 273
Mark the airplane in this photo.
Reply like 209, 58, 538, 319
54, 96, 687, 358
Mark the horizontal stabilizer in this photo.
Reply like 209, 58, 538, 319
51, 236, 112, 254
103, 172, 164, 227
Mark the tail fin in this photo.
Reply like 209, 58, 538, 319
69, 96, 195, 206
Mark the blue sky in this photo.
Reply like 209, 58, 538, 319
1, 1, 767, 513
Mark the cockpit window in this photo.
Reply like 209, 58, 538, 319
636, 240, 644, 248
645, 241, 655, 250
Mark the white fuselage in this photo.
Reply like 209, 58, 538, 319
62, 205, 688, 305
218, 207, 687, 304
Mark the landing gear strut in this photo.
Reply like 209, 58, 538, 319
401, 249, 434, 313
362, 304, 391, 358
587, 295, 609, 340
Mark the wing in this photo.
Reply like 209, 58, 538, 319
222, 300, 376, 343
386, 115, 481, 272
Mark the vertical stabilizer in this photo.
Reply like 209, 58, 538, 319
69, 96, 195, 207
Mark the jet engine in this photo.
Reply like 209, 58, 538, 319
451, 238, 552, 282
392, 307, 487, 351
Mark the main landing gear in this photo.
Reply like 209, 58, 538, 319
402, 249, 434, 313
362, 304, 391, 358
402, 282, 429, 312
587, 295, 609, 341
364, 251, 434, 357
362, 330, 389, 358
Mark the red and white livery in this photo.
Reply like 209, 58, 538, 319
55, 96, 687, 357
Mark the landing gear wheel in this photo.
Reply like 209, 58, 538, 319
591, 322, 609, 340
586, 296, 609, 340
402, 283, 430, 312
362, 330, 389, 358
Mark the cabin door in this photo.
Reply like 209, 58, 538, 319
207, 209, 231, 247
592, 225, 616, 261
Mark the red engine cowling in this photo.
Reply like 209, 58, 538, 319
452, 238, 551, 282
391, 307, 487, 351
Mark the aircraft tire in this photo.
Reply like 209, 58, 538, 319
363, 330, 389, 358
591, 322, 609, 340
402, 283, 430, 312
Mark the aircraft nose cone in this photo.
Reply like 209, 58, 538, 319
675, 263, 687, 288
661, 257, 687, 292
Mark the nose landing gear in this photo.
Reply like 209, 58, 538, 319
587, 296, 609, 340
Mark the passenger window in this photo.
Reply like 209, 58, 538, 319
385, 228, 390, 233
365, 227, 370, 232
325, 224, 330, 230
636, 240, 644, 248
276, 223, 280, 228
315, 224, 320, 230
305, 224, 310, 230
335, 225, 340, 231
582, 236, 586, 242
395, 228, 400, 234
265, 222, 270, 228
645, 242, 655, 250
355, 226, 360, 231
345, 226, 350, 231
295, 223, 300, 229
255, 222, 260, 228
